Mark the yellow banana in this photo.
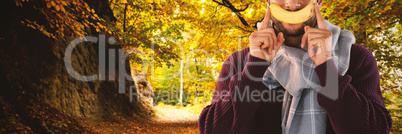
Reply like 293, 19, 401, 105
270, 2, 315, 24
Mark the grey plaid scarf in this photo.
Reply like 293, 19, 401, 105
258, 20, 356, 134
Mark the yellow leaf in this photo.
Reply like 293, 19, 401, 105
61, 6, 65, 12
56, 5, 60, 11
62, 1, 68, 6
46, 2, 51, 8
51, 1, 56, 7
378, 6, 391, 13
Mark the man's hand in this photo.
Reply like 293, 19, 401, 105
249, 4, 285, 62
301, 3, 332, 66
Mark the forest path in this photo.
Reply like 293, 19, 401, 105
153, 105, 199, 123
78, 104, 203, 133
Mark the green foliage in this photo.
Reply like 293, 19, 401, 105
18, 0, 107, 41
384, 91, 402, 132
151, 59, 217, 105
377, 24, 402, 133
110, 0, 185, 67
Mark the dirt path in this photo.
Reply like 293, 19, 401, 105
153, 105, 200, 123
77, 105, 201, 133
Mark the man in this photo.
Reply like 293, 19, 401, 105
198, 0, 392, 133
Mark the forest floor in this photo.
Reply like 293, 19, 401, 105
0, 88, 209, 134
76, 104, 207, 133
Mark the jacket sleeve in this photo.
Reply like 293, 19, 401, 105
314, 48, 392, 133
198, 52, 271, 134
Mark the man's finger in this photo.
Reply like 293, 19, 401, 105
302, 28, 330, 33
259, 5, 271, 30
270, 32, 277, 49
307, 32, 332, 41
308, 43, 316, 59
301, 26, 310, 48
276, 32, 285, 49
267, 36, 274, 55
266, 35, 272, 50
262, 39, 270, 49
314, 3, 327, 30
308, 37, 326, 45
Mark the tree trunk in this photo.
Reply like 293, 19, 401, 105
179, 60, 184, 107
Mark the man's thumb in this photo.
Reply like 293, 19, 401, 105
276, 32, 285, 49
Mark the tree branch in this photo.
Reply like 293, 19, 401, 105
212, 0, 250, 27
123, 3, 128, 43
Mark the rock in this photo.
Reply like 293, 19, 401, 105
0, 0, 152, 122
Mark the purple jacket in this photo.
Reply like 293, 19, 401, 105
198, 44, 392, 134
